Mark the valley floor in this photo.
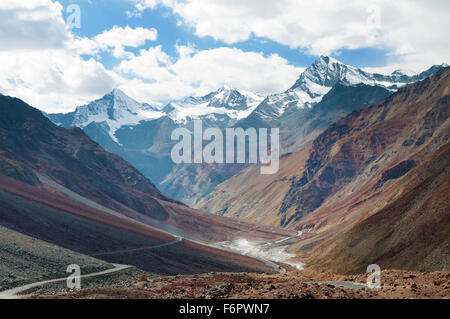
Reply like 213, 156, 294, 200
27, 268, 450, 299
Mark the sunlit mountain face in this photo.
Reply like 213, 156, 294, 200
45, 57, 446, 204
1, 0, 449, 302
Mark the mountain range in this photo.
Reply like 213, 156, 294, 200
198, 67, 450, 273
0, 94, 296, 289
0, 57, 448, 293
46, 57, 448, 205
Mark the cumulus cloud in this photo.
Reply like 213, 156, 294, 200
0, 0, 68, 51
134, 0, 450, 71
115, 45, 304, 102
0, 49, 117, 113
1, 0, 303, 112
0, 1, 160, 112
72, 26, 158, 58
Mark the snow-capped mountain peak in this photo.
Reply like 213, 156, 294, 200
163, 87, 264, 124
72, 89, 162, 124
251, 56, 448, 119
207, 86, 264, 110
111, 88, 126, 98
62, 89, 164, 142
391, 69, 417, 77
292, 55, 373, 91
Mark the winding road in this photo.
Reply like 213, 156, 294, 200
0, 236, 183, 299
90, 236, 182, 257
274, 231, 303, 244
209, 231, 304, 274
0, 264, 132, 299
36, 174, 294, 274
0, 176, 309, 298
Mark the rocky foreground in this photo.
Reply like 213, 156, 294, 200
33, 269, 450, 299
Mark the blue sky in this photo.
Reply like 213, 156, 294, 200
0, 0, 448, 112
59, 0, 391, 70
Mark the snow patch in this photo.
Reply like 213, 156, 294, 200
219, 238, 304, 270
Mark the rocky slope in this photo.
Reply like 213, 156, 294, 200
1, 94, 291, 242
303, 141, 450, 273
198, 67, 450, 273
280, 67, 449, 226
33, 269, 450, 299
1, 94, 303, 288
0, 225, 112, 291
46, 57, 446, 205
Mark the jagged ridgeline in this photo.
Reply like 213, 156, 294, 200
45, 57, 447, 205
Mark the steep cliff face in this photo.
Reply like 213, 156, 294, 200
280, 68, 449, 227
199, 68, 450, 273
0, 94, 170, 221
197, 84, 392, 217
0, 95, 292, 243
304, 142, 450, 273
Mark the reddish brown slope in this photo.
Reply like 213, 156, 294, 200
304, 142, 450, 273
0, 95, 291, 243
281, 68, 449, 225
0, 174, 173, 243
285, 68, 450, 273
0, 174, 275, 275
197, 68, 450, 273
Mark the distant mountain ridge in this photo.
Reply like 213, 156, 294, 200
163, 86, 264, 125
47, 57, 447, 143
48, 86, 264, 143
45, 57, 447, 204
248, 56, 447, 124
197, 67, 450, 273
0, 95, 289, 283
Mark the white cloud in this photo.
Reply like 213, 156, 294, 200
73, 26, 158, 58
115, 45, 304, 103
0, 49, 116, 113
135, 0, 450, 72
0, 0, 302, 113
116, 45, 173, 82
0, 1, 159, 112
133, 0, 174, 12
3, 0, 448, 114
0, 0, 68, 51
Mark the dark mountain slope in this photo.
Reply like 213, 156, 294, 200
306, 142, 450, 273
0, 95, 291, 244
0, 95, 168, 220
197, 84, 392, 216
198, 68, 449, 273
280, 68, 449, 224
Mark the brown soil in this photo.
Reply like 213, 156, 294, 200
35, 269, 450, 299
